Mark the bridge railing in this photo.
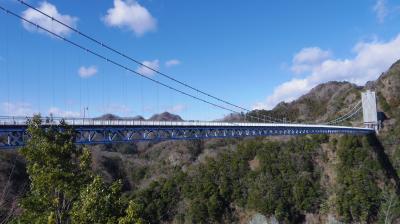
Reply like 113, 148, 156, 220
0, 116, 374, 131
0, 116, 263, 127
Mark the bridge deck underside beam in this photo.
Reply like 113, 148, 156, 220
0, 126, 374, 149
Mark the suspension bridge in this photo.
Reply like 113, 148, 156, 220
0, 1, 379, 148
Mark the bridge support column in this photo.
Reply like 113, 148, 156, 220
362, 90, 378, 132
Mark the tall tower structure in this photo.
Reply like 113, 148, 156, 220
361, 90, 378, 131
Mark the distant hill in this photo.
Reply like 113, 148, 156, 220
373, 59, 400, 113
220, 113, 244, 122
258, 60, 400, 126
148, 112, 183, 121
131, 115, 146, 121
95, 113, 121, 120
270, 81, 361, 123
95, 112, 181, 122
224, 81, 361, 123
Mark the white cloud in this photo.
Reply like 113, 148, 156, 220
373, 0, 388, 23
78, 66, 98, 78
166, 104, 186, 114
48, 107, 80, 117
136, 60, 159, 76
0, 102, 80, 118
254, 34, 400, 109
165, 59, 181, 67
1, 102, 34, 116
22, 1, 78, 37
291, 47, 331, 74
103, 0, 157, 36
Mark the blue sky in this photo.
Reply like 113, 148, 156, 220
0, 0, 400, 120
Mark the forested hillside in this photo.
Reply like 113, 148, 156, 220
1, 60, 400, 223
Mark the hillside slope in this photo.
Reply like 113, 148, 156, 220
1, 60, 400, 223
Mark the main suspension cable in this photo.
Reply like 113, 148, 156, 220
0, 5, 272, 122
16, 0, 286, 123
323, 101, 362, 125
327, 106, 362, 125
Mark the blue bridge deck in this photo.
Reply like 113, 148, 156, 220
0, 117, 374, 149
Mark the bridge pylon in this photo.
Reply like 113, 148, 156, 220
361, 90, 378, 132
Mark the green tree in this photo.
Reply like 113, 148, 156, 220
16, 116, 143, 224
70, 176, 124, 223
18, 116, 92, 223
134, 174, 183, 224
335, 135, 381, 223
378, 187, 400, 224
71, 175, 144, 224
118, 201, 143, 224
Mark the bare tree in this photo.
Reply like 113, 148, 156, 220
0, 159, 17, 224
379, 187, 400, 224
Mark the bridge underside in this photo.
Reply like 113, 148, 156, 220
0, 125, 374, 149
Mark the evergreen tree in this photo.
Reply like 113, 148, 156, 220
16, 116, 142, 224
18, 116, 91, 223
71, 176, 132, 223
335, 135, 381, 223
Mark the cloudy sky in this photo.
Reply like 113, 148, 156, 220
0, 0, 399, 120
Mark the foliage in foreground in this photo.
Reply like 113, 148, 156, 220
14, 116, 142, 224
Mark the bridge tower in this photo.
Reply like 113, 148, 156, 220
361, 90, 378, 131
